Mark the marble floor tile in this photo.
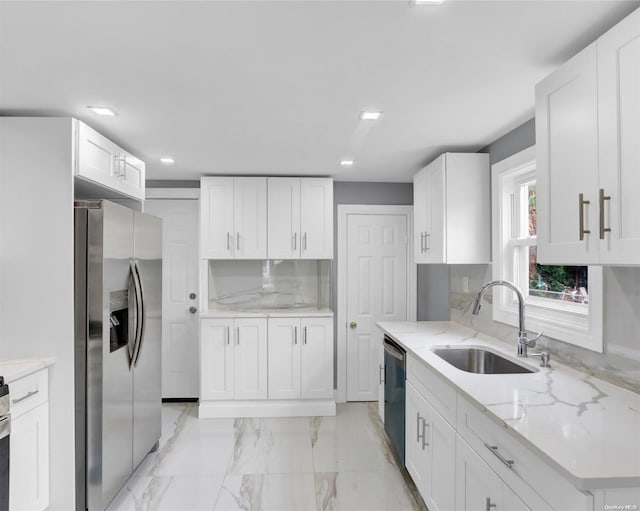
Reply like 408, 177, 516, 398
107, 475, 224, 511
215, 473, 317, 511
314, 471, 423, 511
227, 418, 314, 475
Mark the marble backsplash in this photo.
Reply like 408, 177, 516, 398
449, 264, 640, 394
208, 260, 331, 311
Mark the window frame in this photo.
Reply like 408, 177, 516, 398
491, 146, 603, 352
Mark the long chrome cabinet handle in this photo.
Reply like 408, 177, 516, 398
294, 326, 298, 345
379, 364, 385, 384
12, 389, 39, 404
303, 326, 307, 344
425, 233, 430, 252
416, 413, 424, 443
484, 443, 515, 469
227, 326, 230, 345
303, 233, 307, 251
421, 422, 430, 450
293, 232, 297, 251
599, 188, 611, 239
420, 232, 425, 253
579, 193, 591, 240
236, 326, 240, 345
236, 232, 240, 250
227, 232, 231, 251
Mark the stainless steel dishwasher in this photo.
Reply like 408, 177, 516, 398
383, 335, 406, 467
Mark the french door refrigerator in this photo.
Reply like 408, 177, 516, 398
74, 200, 162, 511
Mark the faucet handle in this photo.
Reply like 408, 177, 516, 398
523, 330, 544, 347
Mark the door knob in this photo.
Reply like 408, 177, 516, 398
189, 292, 197, 300
189, 306, 197, 314
349, 322, 357, 329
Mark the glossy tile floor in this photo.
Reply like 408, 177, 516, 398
107, 403, 425, 511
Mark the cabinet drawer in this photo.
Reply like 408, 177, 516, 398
457, 396, 593, 511
406, 354, 456, 427
10, 369, 48, 419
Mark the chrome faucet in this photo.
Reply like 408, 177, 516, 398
471, 280, 545, 360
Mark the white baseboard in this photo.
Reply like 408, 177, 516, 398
198, 399, 336, 418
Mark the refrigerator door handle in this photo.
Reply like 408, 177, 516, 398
128, 260, 141, 369
131, 259, 146, 368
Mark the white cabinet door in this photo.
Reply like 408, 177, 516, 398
598, 8, 640, 265
405, 382, 429, 497
76, 121, 119, 189
455, 435, 530, 511
300, 178, 333, 259
10, 402, 50, 511
233, 178, 267, 259
234, 318, 268, 400
413, 168, 429, 264
268, 178, 301, 259
268, 317, 301, 399
75, 120, 145, 200
536, 43, 600, 265
424, 157, 446, 264
200, 177, 235, 259
200, 318, 234, 400
423, 398, 456, 511
300, 317, 333, 399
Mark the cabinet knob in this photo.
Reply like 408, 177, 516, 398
349, 322, 357, 329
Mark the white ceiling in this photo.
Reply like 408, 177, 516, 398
1, 1, 639, 182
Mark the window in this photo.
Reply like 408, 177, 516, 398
492, 146, 603, 352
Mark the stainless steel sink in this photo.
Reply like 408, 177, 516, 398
432, 347, 537, 374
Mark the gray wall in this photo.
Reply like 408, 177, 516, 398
452, 117, 640, 393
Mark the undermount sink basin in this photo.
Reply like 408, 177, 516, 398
432, 347, 537, 374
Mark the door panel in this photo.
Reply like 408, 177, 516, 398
132, 211, 162, 467
268, 178, 301, 259
234, 318, 268, 399
300, 318, 333, 399
201, 319, 233, 400
346, 214, 408, 401
233, 178, 267, 259
268, 318, 301, 399
200, 177, 234, 258
99, 201, 134, 508
598, 9, 640, 264
144, 199, 199, 399
535, 44, 599, 265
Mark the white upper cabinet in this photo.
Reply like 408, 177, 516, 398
413, 153, 490, 264
597, 8, 640, 265
268, 177, 333, 259
536, 7, 640, 265
75, 120, 145, 200
200, 177, 267, 259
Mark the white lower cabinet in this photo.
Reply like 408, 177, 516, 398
9, 369, 50, 511
200, 317, 267, 400
456, 435, 529, 511
405, 381, 455, 511
268, 317, 333, 400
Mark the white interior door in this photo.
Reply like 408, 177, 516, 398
144, 199, 199, 399
346, 213, 408, 401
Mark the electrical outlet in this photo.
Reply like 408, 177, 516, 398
462, 276, 469, 293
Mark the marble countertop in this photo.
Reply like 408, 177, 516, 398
0, 357, 55, 383
377, 321, 640, 491
201, 308, 334, 318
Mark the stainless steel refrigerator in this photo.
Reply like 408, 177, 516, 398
74, 200, 162, 511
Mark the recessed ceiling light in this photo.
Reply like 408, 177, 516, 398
413, 0, 444, 4
340, 159, 355, 167
87, 106, 118, 117
160, 157, 175, 165
360, 111, 382, 121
